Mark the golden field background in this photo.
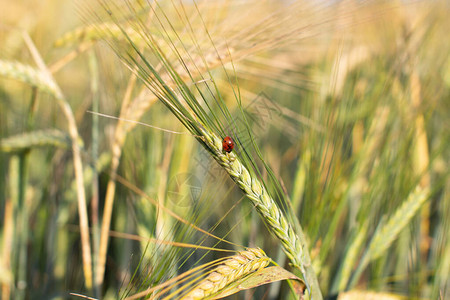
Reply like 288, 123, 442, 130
0, 0, 449, 299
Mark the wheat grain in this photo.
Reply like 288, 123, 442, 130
178, 248, 270, 300
127, 248, 270, 300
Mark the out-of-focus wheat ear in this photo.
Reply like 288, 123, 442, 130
54, 23, 143, 48
0, 60, 60, 98
0, 129, 70, 152
197, 125, 321, 299
365, 186, 430, 263
350, 186, 430, 288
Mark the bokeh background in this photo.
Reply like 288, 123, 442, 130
0, 0, 449, 299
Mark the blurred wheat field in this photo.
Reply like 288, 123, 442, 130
0, 0, 449, 299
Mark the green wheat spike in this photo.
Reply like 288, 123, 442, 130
0, 129, 71, 152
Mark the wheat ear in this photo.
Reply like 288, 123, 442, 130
0, 60, 60, 98
349, 186, 430, 288
198, 125, 321, 299
0, 129, 70, 152
178, 248, 270, 300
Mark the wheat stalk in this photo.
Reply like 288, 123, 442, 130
334, 221, 369, 292
22, 33, 93, 290
197, 125, 321, 299
0, 34, 93, 289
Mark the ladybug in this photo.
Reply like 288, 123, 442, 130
222, 136, 234, 153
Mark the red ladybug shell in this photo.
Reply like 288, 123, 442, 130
222, 136, 234, 153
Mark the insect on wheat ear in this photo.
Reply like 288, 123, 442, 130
222, 136, 234, 153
